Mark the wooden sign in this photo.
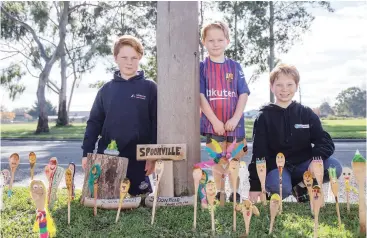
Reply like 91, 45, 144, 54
137, 144, 186, 161
83, 197, 141, 209
145, 195, 194, 207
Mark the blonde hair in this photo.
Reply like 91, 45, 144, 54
270, 63, 300, 85
201, 21, 230, 41
113, 35, 144, 57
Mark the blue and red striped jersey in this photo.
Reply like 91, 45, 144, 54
200, 57, 250, 137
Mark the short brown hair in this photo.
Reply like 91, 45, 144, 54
201, 21, 230, 41
270, 63, 300, 85
113, 35, 144, 57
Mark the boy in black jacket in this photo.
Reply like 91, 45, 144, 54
81, 35, 157, 196
248, 64, 342, 203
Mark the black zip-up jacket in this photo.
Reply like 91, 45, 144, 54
248, 101, 335, 191
82, 70, 157, 157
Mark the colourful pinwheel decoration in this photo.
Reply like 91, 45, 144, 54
195, 138, 244, 168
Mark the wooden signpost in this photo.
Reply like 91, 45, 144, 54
136, 144, 186, 225
137, 143, 187, 225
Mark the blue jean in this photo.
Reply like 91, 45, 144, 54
265, 157, 342, 198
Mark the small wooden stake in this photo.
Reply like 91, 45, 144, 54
312, 185, 322, 238
192, 166, 202, 230
116, 178, 130, 223
65, 168, 73, 225
328, 167, 341, 228
256, 158, 267, 205
206, 180, 216, 236
29, 152, 36, 180
269, 194, 280, 234
351, 150, 366, 235
228, 158, 240, 231
151, 160, 164, 225
303, 170, 314, 214
310, 157, 325, 207
8, 153, 20, 197
276, 153, 285, 214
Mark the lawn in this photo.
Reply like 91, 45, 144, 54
1, 187, 362, 238
1, 119, 365, 140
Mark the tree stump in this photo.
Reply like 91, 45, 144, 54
81, 153, 129, 207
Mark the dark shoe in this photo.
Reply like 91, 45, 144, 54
292, 184, 310, 203
229, 192, 241, 202
215, 192, 221, 201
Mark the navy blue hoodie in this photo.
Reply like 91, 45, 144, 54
82, 70, 157, 158
248, 101, 335, 191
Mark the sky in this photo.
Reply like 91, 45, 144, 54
1, 1, 366, 112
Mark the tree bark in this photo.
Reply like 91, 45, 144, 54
269, 1, 275, 103
157, 2, 200, 197
81, 153, 129, 202
199, 1, 204, 61
36, 71, 49, 133
234, 2, 238, 61
56, 47, 68, 126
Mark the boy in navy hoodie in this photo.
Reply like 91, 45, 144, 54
81, 35, 157, 196
248, 64, 342, 203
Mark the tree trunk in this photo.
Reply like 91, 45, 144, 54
234, 2, 238, 61
34, 1, 69, 133
35, 72, 49, 133
81, 153, 129, 202
199, 1, 204, 61
57, 47, 68, 126
67, 66, 77, 114
157, 2, 200, 197
269, 1, 275, 103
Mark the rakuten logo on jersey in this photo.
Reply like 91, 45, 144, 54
206, 88, 237, 101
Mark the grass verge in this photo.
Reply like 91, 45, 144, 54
1, 187, 362, 238
1, 119, 365, 140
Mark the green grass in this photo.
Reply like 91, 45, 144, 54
1, 119, 366, 140
1, 187, 363, 238
0, 123, 86, 139
321, 119, 366, 139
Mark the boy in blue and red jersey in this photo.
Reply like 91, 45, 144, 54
200, 21, 251, 202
